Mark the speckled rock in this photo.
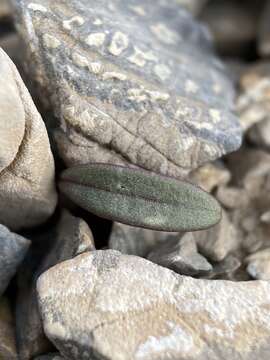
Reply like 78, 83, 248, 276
109, 222, 178, 257
0, 224, 30, 296
193, 210, 238, 262
38, 250, 270, 360
16, 210, 95, 360
0, 297, 18, 360
13, 0, 241, 178
246, 248, 270, 280
148, 233, 212, 276
0, 48, 57, 230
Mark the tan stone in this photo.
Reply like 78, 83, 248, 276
37, 250, 270, 360
0, 49, 57, 230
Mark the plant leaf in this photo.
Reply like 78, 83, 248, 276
59, 163, 222, 232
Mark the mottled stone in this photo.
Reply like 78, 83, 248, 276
188, 161, 231, 192
148, 233, 212, 276
109, 222, 178, 257
16, 210, 95, 360
38, 250, 270, 360
201, 0, 258, 56
237, 62, 270, 144
0, 224, 30, 296
246, 248, 270, 280
0, 298, 18, 360
258, 0, 270, 57
0, 49, 57, 230
194, 210, 238, 262
14, 0, 241, 178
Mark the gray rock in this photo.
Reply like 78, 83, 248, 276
194, 210, 238, 262
0, 33, 22, 66
109, 222, 178, 257
16, 210, 95, 360
0, 297, 18, 360
14, 0, 241, 178
0, 48, 57, 231
205, 254, 242, 280
37, 250, 270, 360
148, 233, 212, 276
34, 354, 64, 360
0, 224, 30, 296
246, 248, 270, 280
258, 0, 270, 57
200, 0, 258, 56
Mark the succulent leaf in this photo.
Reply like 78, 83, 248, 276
59, 163, 221, 232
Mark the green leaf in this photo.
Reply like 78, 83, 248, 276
59, 163, 221, 232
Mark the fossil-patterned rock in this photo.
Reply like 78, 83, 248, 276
37, 250, 270, 360
16, 210, 95, 360
13, 0, 241, 178
0, 48, 57, 230
0, 297, 18, 360
0, 224, 30, 296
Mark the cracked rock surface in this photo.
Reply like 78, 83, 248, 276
13, 0, 241, 178
37, 250, 270, 360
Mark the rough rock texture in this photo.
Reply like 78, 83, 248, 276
109, 222, 178, 257
13, 0, 241, 178
237, 62, 270, 148
16, 210, 95, 360
38, 250, 270, 360
0, 224, 30, 296
0, 297, 18, 360
147, 233, 212, 276
0, 48, 57, 230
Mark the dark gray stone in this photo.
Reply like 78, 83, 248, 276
0, 224, 30, 296
147, 233, 212, 276
13, 0, 241, 178
16, 210, 95, 360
